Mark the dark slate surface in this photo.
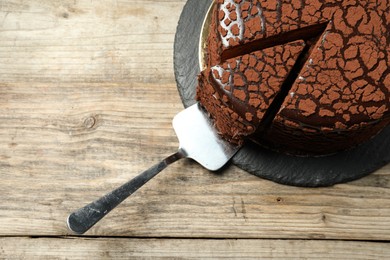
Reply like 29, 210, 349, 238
173, 0, 390, 187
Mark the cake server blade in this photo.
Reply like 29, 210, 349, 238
67, 102, 240, 234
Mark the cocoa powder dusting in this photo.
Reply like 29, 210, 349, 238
198, 0, 390, 154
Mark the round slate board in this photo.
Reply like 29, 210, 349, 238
173, 0, 390, 187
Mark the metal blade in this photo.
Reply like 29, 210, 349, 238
173, 103, 241, 171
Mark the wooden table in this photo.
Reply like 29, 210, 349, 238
1, 0, 389, 258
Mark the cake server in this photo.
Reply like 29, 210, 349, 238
67, 102, 240, 234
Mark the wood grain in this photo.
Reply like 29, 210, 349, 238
1, 0, 390, 249
1, 237, 389, 259
0, 0, 185, 84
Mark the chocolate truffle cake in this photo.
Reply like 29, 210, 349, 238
196, 0, 390, 155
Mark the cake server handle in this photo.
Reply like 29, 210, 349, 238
67, 149, 185, 234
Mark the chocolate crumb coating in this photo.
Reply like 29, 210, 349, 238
198, 0, 390, 155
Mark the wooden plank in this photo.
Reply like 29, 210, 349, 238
0, 0, 186, 84
0, 0, 390, 242
1, 95, 390, 240
0, 237, 389, 259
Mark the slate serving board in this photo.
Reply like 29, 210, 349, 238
173, 0, 390, 187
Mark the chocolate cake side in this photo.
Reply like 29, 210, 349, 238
197, 0, 390, 155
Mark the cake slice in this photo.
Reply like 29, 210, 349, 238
197, 40, 305, 144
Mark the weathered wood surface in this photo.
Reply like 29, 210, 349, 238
0, 0, 389, 258
1, 237, 390, 259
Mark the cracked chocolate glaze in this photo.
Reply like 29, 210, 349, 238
197, 0, 390, 155
197, 40, 305, 144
